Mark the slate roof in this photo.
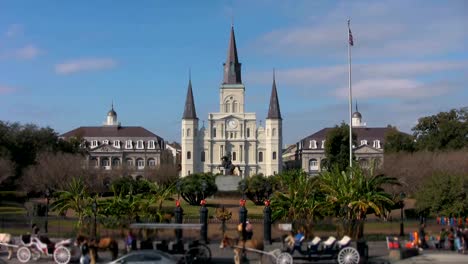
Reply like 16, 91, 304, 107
300, 127, 391, 150
61, 126, 162, 139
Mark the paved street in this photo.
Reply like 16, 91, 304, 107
2, 241, 467, 264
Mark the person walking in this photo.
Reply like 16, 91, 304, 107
418, 223, 428, 249
79, 237, 90, 264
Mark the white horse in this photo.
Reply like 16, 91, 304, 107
0, 233, 14, 259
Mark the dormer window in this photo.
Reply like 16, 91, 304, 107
321, 140, 326, 149
373, 140, 381, 149
360, 140, 368, 146
125, 140, 133, 149
103, 140, 109, 145
309, 140, 317, 149
91, 140, 98, 148
136, 140, 144, 149
148, 140, 155, 149
113, 140, 120, 148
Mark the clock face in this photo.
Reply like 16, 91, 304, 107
228, 119, 238, 129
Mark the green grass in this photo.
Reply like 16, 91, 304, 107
0, 206, 27, 215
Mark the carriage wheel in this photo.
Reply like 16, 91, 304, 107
184, 244, 212, 264
337, 247, 360, 264
276, 252, 293, 264
54, 246, 71, 264
17, 246, 31, 263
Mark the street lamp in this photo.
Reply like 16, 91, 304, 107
399, 192, 406, 237
201, 180, 207, 200
92, 198, 98, 239
240, 180, 246, 201
44, 188, 51, 234
176, 180, 182, 200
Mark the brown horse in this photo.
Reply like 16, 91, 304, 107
76, 235, 119, 260
219, 235, 264, 264
0, 233, 14, 260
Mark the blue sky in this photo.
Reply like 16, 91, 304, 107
0, 0, 467, 145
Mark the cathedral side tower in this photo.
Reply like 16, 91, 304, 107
265, 71, 283, 176
181, 77, 199, 177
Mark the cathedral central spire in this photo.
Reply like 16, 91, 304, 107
223, 26, 242, 84
267, 69, 282, 120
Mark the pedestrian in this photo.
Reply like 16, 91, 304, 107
455, 227, 463, 253
462, 227, 468, 254
419, 223, 428, 249
80, 237, 90, 264
31, 223, 40, 236
245, 219, 253, 240
125, 230, 135, 253
438, 228, 447, 249
448, 228, 455, 251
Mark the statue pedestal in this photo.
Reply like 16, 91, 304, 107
215, 175, 241, 192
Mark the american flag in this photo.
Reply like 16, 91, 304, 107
348, 28, 354, 46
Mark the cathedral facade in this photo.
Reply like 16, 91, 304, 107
181, 26, 282, 178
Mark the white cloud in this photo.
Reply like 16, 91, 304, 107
55, 58, 118, 74
0, 85, 16, 95
5, 24, 23, 38
14, 44, 41, 59
333, 79, 449, 99
250, 1, 468, 59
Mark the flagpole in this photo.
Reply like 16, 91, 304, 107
348, 19, 353, 168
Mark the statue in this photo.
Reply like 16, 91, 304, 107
220, 153, 238, 176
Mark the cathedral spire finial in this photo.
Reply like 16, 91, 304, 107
355, 100, 358, 112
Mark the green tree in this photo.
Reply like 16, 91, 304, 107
270, 170, 323, 228
179, 173, 217, 205
384, 127, 415, 153
319, 165, 399, 239
323, 123, 357, 171
0, 121, 80, 187
238, 174, 274, 205
412, 107, 468, 151
415, 172, 468, 217
51, 177, 91, 228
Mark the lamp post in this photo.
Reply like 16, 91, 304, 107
263, 181, 272, 245
399, 192, 406, 237
92, 198, 97, 239
44, 188, 51, 234
200, 180, 208, 243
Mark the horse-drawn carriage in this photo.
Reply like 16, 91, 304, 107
129, 223, 212, 264
0, 233, 73, 264
283, 234, 361, 264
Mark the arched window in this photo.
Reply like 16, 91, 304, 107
112, 158, 121, 167
272, 151, 277, 160
360, 140, 368, 146
136, 158, 145, 170
147, 158, 156, 167
201, 151, 205, 162
225, 102, 230, 113
213, 128, 217, 138
101, 158, 110, 168
309, 159, 319, 171
258, 151, 263, 162
187, 128, 191, 137
233, 101, 238, 112
247, 128, 250, 138
272, 128, 276, 137
373, 140, 381, 149
126, 158, 134, 167
187, 151, 191, 160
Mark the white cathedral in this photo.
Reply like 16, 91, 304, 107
181, 26, 283, 178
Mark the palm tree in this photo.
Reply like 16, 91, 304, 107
270, 169, 323, 233
319, 165, 399, 239
51, 177, 91, 228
